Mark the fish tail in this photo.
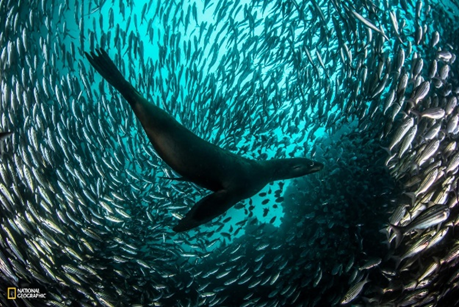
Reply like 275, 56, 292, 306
402, 192, 416, 206
85, 49, 138, 104
409, 109, 421, 120
389, 224, 404, 248
379, 145, 391, 155
379, 227, 392, 248
390, 254, 402, 270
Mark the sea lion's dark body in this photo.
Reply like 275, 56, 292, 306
86, 49, 324, 232
137, 99, 265, 193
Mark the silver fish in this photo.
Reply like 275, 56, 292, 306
340, 273, 370, 304
387, 117, 414, 151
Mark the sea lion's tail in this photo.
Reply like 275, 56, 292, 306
85, 49, 138, 103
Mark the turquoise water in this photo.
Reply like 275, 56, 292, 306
82, 0, 321, 240
0, 0, 459, 306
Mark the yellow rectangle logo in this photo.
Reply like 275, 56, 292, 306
7, 287, 16, 299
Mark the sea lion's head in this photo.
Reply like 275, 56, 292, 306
268, 158, 324, 181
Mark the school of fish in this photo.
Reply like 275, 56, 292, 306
0, 0, 459, 306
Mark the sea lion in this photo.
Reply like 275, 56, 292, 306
85, 49, 324, 232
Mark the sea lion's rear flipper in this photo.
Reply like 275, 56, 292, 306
173, 190, 237, 232
85, 49, 139, 104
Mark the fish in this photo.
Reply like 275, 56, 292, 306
0, 1, 457, 306
348, 9, 389, 41
411, 107, 445, 120
446, 152, 459, 174
415, 139, 440, 167
340, 273, 370, 304
390, 205, 450, 247
408, 81, 430, 105
398, 125, 417, 158
392, 235, 431, 269
386, 117, 414, 152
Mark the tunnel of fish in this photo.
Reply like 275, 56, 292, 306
0, 0, 459, 306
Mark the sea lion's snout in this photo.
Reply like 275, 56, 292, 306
269, 158, 325, 180
309, 161, 324, 173
293, 158, 324, 175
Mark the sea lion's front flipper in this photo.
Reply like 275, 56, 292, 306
173, 190, 237, 232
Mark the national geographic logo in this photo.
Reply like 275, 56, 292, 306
7, 287, 47, 299
7, 287, 15, 299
